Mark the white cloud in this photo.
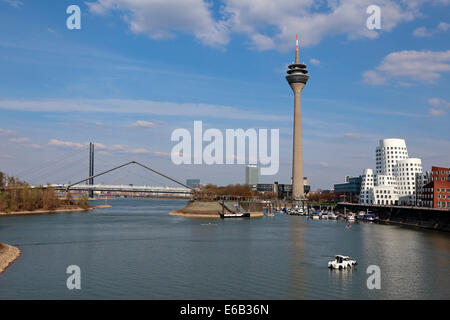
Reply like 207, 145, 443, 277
343, 133, 363, 139
363, 50, 450, 85
437, 21, 450, 31
0, 128, 16, 136
47, 139, 165, 157
48, 139, 88, 149
9, 137, 31, 143
412, 26, 431, 37
413, 22, 450, 37
1, 0, 23, 8
429, 108, 446, 116
86, 0, 426, 51
428, 98, 450, 116
428, 97, 450, 107
86, 0, 229, 47
129, 148, 151, 154
319, 161, 329, 168
223, 0, 420, 51
111, 144, 127, 150
362, 70, 386, 85
130, 120, 156, 128
310, 58, 320, 65
0, 98, 289, 122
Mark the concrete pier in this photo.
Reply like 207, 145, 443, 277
337, 203, 450, 232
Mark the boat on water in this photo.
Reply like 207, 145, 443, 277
346, 212, 356, 221
328, 255, 357, 269
362, 213, 378, 222
220, 212, 250, 218
327, 211, 338, 220
356, 211, 366, 220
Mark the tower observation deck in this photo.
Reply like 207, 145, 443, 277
286, 34, 309, 200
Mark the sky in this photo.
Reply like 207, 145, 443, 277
0, 0, 449, 189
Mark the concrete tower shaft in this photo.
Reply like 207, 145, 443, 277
286, 34, 309, 200
290, 82, 305, 198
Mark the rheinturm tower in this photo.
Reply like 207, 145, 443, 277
286, 34, 309, 200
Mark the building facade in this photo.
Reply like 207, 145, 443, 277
334, 176, 362, 202
359, 139, 423, 206
421, 166, 450, 209
256, 179, 310, 199
245, 165, 259, 187
415, 171, 431, 207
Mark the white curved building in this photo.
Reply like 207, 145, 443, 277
360, 168, 374, 204
394, 158, 423, 205
359, 139, 423, 206
376, 138, 408, 176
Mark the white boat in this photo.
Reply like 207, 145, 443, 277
327, 212, 338, 220
328, 255, 357, 269
220, 212, 250, 218
312, 214, 320, 220
346, 212, 356, 221
356, 211, 365, 220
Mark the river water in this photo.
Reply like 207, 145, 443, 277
0, 199, 449, 299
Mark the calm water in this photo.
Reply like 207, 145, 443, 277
0, 199, 449, 299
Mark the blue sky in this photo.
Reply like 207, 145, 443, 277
0, 0, 449, 189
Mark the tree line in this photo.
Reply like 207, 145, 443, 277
0, 171, 89, 213
194, 183, 344, 202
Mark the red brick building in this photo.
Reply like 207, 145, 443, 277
422, 166, 450, 209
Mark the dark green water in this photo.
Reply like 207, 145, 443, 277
0, 199, 449, 299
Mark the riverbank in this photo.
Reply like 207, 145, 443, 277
0, 205, 110, 216
169, 200, 263, 218
0, 243, 21, 274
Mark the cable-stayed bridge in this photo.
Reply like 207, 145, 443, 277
49, 184, 192, 197
15, 143, 194, 199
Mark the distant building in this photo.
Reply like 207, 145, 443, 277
415, 171, 431, 206
431, 166, 450, 182
359, 138, 423, 206
334, 176, 362, 202
421, 166, 450, 209
256, 179, 310, 199
186, 179, 200, 189
245, 165, 259, 187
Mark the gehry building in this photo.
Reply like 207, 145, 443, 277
359, 139, 423, 206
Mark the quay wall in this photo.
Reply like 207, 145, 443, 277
336, 203, 450, 232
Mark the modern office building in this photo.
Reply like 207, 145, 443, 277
286, 34, 309, 199
359, 138, 423, 206
186, 179, 200, 189
334, 176, 362, 202
245, 165, 259, 187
